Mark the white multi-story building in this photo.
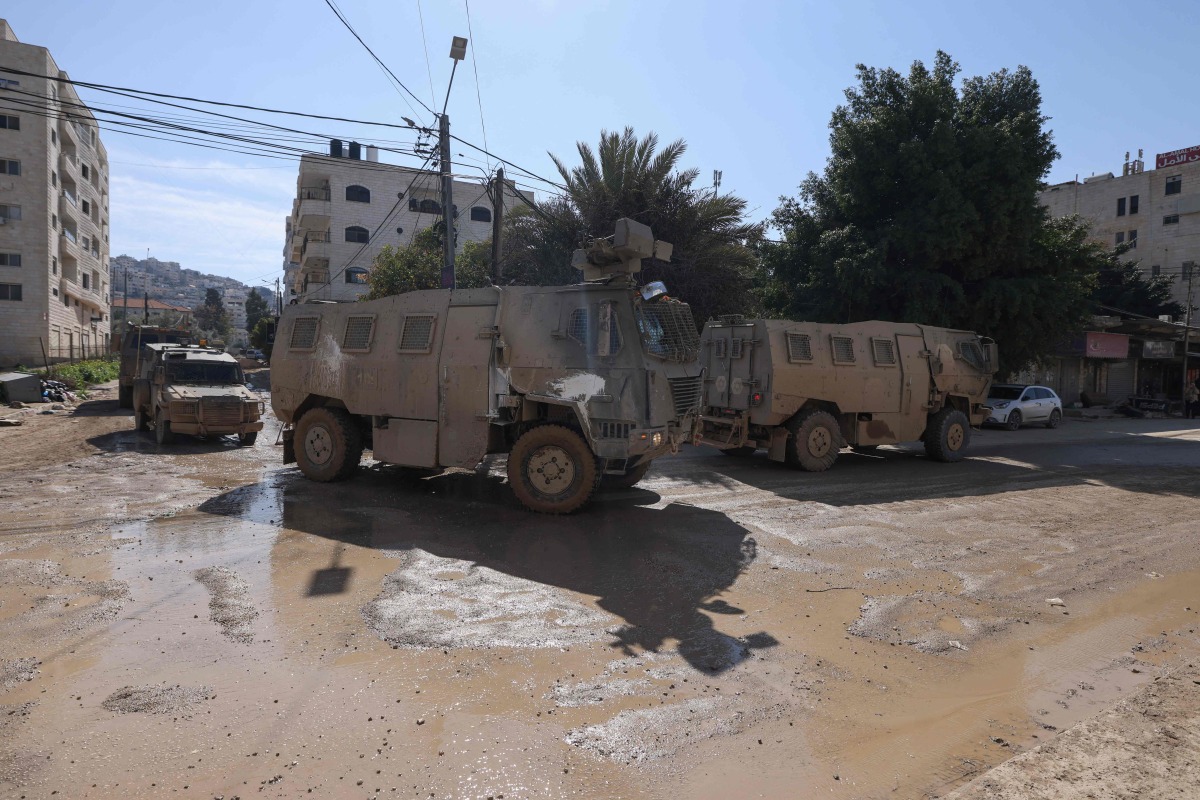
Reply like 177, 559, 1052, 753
283, 144, 524, 303
0, 19, 111, 365
1040, 147, 1200, 310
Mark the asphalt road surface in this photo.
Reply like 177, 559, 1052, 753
2, 383, 1198, 799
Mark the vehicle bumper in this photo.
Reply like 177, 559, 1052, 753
170, 421, 264, 436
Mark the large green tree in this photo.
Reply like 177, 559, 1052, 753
1090, 244, 1184, 320
497, 128, 761, 325
761, 52, 1098, 371
244, 288, 269, 333
365, 227, 490, 300
193, 287, 230, 337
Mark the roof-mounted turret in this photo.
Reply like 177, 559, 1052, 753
572, 218, 673, 281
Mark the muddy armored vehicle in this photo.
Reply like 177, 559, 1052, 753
116, 325, 191, 408
696, 318, 996, 469
271, 219, 704, 514
132, 343, 264, 446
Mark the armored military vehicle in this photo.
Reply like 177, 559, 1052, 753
132, 343, 264, 446
116, 325, 191, 408
270, 219, 704, 514
695, 318, 996, 469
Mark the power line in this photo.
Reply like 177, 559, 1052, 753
321, 0, 435, 121
415, 0, 437, 113
463, 0, 491, 174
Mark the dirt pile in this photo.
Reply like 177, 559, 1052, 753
101, 684, 213, 716
195, 566, 258, 643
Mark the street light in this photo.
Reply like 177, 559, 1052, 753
439, 36, 468, 290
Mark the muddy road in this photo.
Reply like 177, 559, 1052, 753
2, 382, 1199, 799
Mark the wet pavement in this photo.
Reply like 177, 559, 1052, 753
2, 386, 1199, 798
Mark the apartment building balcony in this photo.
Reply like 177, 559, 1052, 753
300, 230, 331, 265
59, 150, 79, 177
61, 276, 104, 309
60, 228, 80, 255
59, 192, 80, 225
296, 186, 331, 228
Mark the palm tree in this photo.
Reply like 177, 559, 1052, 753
502, 127, 760, 324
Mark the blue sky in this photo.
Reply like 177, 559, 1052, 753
5, 0, 1198, 286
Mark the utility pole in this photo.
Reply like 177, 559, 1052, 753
490, 167, 504, 282
1182, 261, 1196, 409
275, 277, 282, 316
439, 36, 468, 291
439, 112, 455, 289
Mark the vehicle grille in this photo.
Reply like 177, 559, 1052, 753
201, 397, 244, 426
595, 421, 632, 440
638, 301, 700, 363
668, 376, 704, 418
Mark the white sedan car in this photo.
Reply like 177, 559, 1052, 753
985, 384, 1063, 430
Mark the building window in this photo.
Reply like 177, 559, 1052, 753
1164, 214, 1180, 225
81, 199, 90, 215
0, 116, 18, 130
81, 164, 89, 180
51, 171, 57, 186
52, 287, 59, 297
0, 204, 20, 221
82, 273, 90, 289
418, 198, 441, 214
470, 206, 492, 223
1151, 264, 1161, 277
0, 253, 20, 267
1128, 230, 1137, 248
1115, 231, 1125, 245
52, 256, 57, 275
1, 159, 18, 175
50, 129, 56, 145
345, 185, 370, 203
1116, 197, 1126, 217
0, 283, 22, 301
1129, 194, 1139, 214
345, 267, 368, 284
345, 225, 369, 243
1166, 175, 1182, 195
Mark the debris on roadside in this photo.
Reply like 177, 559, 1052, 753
1046, 598, 1066, 607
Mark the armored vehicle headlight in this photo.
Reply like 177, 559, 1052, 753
652, 431, 664, 447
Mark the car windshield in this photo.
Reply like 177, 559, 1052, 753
989, 386, 1025, 400
166, 362, 242, 385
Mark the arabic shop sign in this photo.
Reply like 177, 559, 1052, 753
1142, 340, 1177, 359
1156, 145, 1200, 169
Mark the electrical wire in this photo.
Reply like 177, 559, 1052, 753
415, 0, 437, 113
463, 0, 491, 174
322, 0, 435, 121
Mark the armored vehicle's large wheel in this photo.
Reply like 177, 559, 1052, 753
1005, 409, 1022, 431
722, 446, 757, 457
238, 431, 258, 447
295, 407, 362, 482
134, 406, 149, 432
1045, 409, 1062, 429
154, 408, 174, 445
600, 461, 651, 491
785, 410, 842, 472
118, 385, 133, 409
507, 424, 600, 514
924, 408, 970, 463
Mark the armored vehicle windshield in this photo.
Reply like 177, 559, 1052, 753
166, 362, 243, 385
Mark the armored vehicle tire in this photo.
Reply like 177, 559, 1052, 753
924, 408, 970, 462
785, 410, 842, 472
118, 385, 133, 409
1005, 410, 1022, 431
134, 406, 149, 432
601, 461, 651, 491
154, 409, 174, 445
721, 446, 757, 457
239, 432, 258, 447
1046, 409, 1062, 429
507, 424, 601, 514
295, 407, 363, 482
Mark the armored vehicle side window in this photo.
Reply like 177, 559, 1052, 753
958, 341, 988, 371
831, 335, 856, 365
566, 308, 588, 345
342, 315, 376, 352
713, 338, 727, 359
786, 332, 813, 363
871, 338, 896, 366
289, 317, 319, 350
398, 314, 436, 354
730, 338, 744, 359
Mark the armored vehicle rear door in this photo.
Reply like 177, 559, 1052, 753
437, 300, 498, 468
705, 322, 755, 410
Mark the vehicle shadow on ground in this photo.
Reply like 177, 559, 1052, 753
87, 428, 248, 455
70, 397, 129, 418
657, 427, 1200, 506
198, 466, 776, 674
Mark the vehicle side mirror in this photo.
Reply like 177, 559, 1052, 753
983, 343, 998, 372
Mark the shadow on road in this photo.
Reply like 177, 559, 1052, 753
197, 466, 774, 673
87, 427, 249, 455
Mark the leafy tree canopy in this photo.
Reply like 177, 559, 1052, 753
194, 287, 230, 337
244, 288, 270, 333
498, 127, 761, 325
1090, 243, 1185, 320
761, 52, 1100, 371
365, 226, 490, 300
